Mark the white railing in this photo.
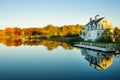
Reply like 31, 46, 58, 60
78, 42, 120, 51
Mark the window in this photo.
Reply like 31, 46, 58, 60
103, 20, 107, 23
87, 26, 89, 31
88, 33, 91, 37
83, 32, 85, 36
88, 25, 91, 30
98, 25, 100, 30
94, 25, 97, 30
101, 25, 104, 30
97, 32, 100, 36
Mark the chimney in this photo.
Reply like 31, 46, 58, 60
90, 17, 92, 22
95, 14, 100, 20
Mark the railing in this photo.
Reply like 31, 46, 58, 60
76, 42, 120, 51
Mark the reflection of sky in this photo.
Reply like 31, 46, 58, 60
0, 45, 82, 61
0, 45, 120, 80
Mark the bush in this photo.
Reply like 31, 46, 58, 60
96, 35, 113, 42
95, 29, 113, 42
65, 33, 79, 37
115, 37, 120, 42
50, 35, 60, 38
70, 37, 84, 42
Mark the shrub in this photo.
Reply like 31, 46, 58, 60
70, 37, 84, 42
95, 29, 113, 42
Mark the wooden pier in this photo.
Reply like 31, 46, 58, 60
73, 42, 120, 52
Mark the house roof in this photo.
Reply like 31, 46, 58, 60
86, 17, 104, 26
85, 15, 113, 30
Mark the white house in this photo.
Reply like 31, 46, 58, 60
80, 15, 113, 41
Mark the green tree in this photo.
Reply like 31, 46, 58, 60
96, 29, 113, 42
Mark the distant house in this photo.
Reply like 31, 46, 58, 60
80, 15, 113, 41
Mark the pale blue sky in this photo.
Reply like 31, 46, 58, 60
0, 0, 120, 29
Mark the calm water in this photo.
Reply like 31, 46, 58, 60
0, 40, 120, 80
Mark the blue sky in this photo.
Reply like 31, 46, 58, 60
0, 0, 120, 28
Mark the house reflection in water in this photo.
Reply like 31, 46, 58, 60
81, 49, 114, 70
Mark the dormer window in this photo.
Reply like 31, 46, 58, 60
88, 25, 91, 30
93, 23, 96, 30
87, 25, 90, 30
95, 26, 97, 30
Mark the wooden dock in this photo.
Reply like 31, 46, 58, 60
73, 42, 120, 52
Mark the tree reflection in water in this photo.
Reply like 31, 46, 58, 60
81, 49, 116, 70
1, 38, 120, 71
0, 38, 74, 51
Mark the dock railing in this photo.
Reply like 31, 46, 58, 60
76, 42, 120, 51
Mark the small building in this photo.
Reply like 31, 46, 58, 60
80, 15, 113, 41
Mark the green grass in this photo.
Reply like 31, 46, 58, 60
80, 41, 120, 49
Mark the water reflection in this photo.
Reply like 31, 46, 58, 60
1, 38, 120, 71
0, 38, 74, 50
81, 49, 118, 70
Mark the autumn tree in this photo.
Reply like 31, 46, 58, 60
114, 27, 120, 42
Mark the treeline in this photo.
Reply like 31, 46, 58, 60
0, 24, 84, 38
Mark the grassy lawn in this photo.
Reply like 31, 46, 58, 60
83, 41, 120, 45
